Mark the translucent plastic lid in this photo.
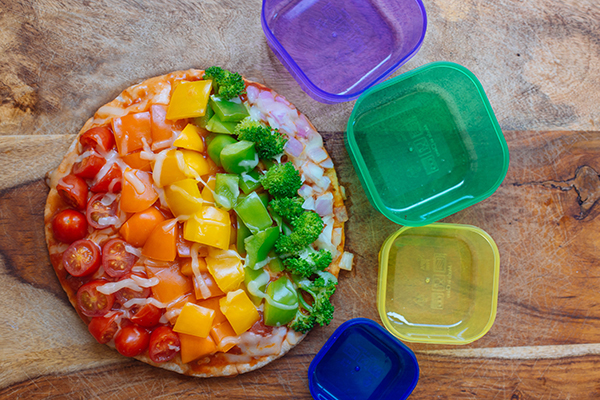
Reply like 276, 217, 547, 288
262, 0, 427, 103
346, 62, 509, 226
308, 318, 419, 400
378, 223, 500, 345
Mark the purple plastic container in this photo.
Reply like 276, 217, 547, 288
261, 0, 427, 103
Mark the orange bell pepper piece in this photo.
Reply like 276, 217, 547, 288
166, 80, 212, 120
112, 111, 152, 156
145, 262, 193, 304
120, 168, 158, 213
179, 333, 217, 363
119, 207, 165, 247
210, 320, 238, 353
197, 296, 227, 325
164, 293, 194, 325
121, 151, 151, 171
142, 219, 179, 261
150, 104, 188, 150
173, 302, 215, 338
180, 257, 224, 300
219, 289, 259, 336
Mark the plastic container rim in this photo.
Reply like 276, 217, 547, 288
376, 223, 500, 344
261, 0, 428, 103
345, 61, 510, 226
308, 317, 420, 399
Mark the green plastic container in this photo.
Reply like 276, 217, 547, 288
377, 223, 500, 345
346, 62, 509, 226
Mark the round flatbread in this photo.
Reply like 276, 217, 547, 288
44, 69, 350, 377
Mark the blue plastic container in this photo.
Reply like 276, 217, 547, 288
308, 318, 419, 400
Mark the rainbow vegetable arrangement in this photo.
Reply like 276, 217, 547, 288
50, 67, 346, 365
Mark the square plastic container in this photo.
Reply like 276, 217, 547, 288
345, 61, 509, 226
261, 0, 427, 103
308, 318, 419, 400
377, 223, 499, 345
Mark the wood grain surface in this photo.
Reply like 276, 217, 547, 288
2, 0, 600, 398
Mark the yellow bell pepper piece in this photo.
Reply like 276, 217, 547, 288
166, 80, 212, 120
219, 289, 259, 336
206, 248, 244, 293
173, 302, 215, 338
183, 206, 231, 250
164, 179, 204, 218
153, 149, 210, 187
181, 149, 210, 178
174, 123, 204, 152
179, 333, 217, 363
201, 176, 216, 204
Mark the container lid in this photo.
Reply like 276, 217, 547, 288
377, 223, 500, 344
345, 62, 509, 226
308, 318, 419, 400
261, 0, 427, 103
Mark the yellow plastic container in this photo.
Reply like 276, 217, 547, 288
378, 223, 499, 344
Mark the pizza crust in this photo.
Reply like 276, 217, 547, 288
45, 69, 346, 377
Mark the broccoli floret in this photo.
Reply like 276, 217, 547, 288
235, 117, 287, 160
289, 272, 337, 333
284, 247, 332, 278
204, 66, 246, 100
260, 162, 302, 199
275, 211, 324, 255
269, 197, 304, 222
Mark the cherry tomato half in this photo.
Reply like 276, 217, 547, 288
56, 174, 89, 210
115, 273, 151, 305
130, 303, 162, 328
102, 239, 137, 278
88, 312, 121, 344
77, 280, 115, 317
148, 326, 180, 363
63, 239, 101, 277
80, 126, 115, 153
86, 193, 118, 229
91, 163, 122, 193
52, 209, 88, 244
73, 149, 107, 179
114, 325, 150, 357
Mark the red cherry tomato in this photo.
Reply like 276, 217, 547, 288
90, 163, 122, 193
73, 149, 107, 179
88, 312, 121, 344
56, 174, 89, 210
115, 273, 151, 304
52, 209, 88, 244
131, 303, 162, 328
102, 239, 137, 278
77, 280, 115, 317
148, 326, 180, 363
86, 193, 118, 229
115, 325, 150, 357
80, 126, 115, 153
63, 239, 101, 276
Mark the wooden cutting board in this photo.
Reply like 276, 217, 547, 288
3, 0, 600, 398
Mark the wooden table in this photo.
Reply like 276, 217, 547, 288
2, 0, 600, 398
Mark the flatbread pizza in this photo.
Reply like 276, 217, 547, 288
44, 67, 352, 377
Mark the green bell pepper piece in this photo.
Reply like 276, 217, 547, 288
244, 266, 270, 306
193, 104, 214, 129
236, 218, 252, 256
239, 170, 262, 194
214, 173, 239, 211
207, 134, 237, 166
244, 227, 280, 270
220, 140, 259, 174
267, 250, 285, 273
209, 95, 249, 122
264, 276, 298, 327
234, 192, 272, 234
205, 114, 238, 134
